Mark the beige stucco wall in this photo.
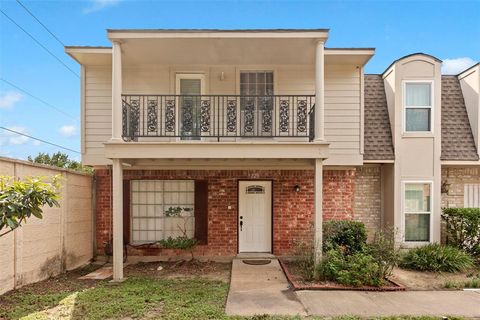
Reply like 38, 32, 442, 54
382, 54, 443, 245
458, 65, 480, 155
0, 157, 93, 295
83, 62, 362, 166
441, 166, 480, 208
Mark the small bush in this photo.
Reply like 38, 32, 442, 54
157, 236, 197, 250
323, 220, 367, 254
442, 208, 480, 259
319, 249, 384, 287
366, 229, 400, 279
401, 244, 474, 272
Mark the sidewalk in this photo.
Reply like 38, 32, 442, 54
226, 258, 480, 317
297, 290, 480, 318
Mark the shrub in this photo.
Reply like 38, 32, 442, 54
366, 228, 400, 279
291, 239, 316, 281
401, 244, 474, 272
442, 208, 480, 258
323, 220, 367, 254
157, 236, 197, 250
319, 249, 384, 287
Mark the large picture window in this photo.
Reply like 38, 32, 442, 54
404, 182, 432, 242
131, 180, 194, 244
404, 82, 432, 132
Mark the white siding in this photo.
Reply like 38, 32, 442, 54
83, 63, 363, 165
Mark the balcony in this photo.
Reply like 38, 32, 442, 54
122, 94, 315, 141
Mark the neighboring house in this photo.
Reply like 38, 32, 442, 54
66, 29, 480, 280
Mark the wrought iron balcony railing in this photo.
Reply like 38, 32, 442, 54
122, 94, 315, 141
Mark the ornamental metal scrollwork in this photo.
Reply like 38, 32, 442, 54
182, 98, 194, 133
227, 100, 237, 133
261, 98, 272, 133
200, 100, 211, 132
165, 100, 175, 132
122, 101, 128, 137
130, 99, 140, 136
244, 99, 255, 133
147, 99, 158, 132
297, 100, 307, 133
279, 100, 289, 133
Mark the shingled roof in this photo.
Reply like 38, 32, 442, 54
363, 74, 395, 160
441, 76, 479, 161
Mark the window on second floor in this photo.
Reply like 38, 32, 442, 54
404, 82, 433, 133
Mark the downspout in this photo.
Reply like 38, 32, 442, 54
91, 173, 97, 260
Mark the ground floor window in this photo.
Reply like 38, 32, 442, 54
464, 184, 480, 208
131, 180, 195, 244
403, 182, 432, 242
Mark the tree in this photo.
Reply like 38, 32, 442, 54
0, 176, 60, 237
28, 152, 92, 173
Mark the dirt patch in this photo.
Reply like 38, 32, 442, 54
125, 260, 231, 282
391, 267, 480, 290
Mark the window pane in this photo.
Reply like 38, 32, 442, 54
405, 183, 431, 212
405, 214, 430, 241
240, 71, 274, 95
406, 83, 431, 106
406, 108, 431, 131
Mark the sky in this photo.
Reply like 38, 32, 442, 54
0, 0, 479, 161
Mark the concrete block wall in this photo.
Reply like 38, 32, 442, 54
0, 157, 93, 295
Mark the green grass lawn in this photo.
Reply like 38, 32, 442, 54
0, 263, 466, 320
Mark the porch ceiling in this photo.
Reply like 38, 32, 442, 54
119, 38, 320, 65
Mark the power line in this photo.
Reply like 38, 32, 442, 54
15, 0, 65, 47
0, 9, 79, 78
0, 126, 80, 154
0, 78, 79, 121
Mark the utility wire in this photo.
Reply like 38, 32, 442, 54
0, 9, 79, 78
0, 78, 79, 121
15, 0, 65, 46
0, 126, 80, 154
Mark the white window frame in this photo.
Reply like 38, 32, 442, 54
401, 180, 433, 245
402, 80, 434, 134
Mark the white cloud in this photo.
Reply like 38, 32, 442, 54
59, 125, 77, 138
442, 57, 477, 75
0, 91, 22, 109
83, 0, 121, 13
0, 126, 30, 146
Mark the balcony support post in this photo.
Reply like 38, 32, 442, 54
315, 40, 325, 141
112, 158, 124, 281
111, 40, 123, 141
313, 158, 323, 270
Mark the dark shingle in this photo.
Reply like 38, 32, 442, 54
364, 75, 395, 160
441, 76, 479, 161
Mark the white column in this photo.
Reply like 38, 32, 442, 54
112, 159, 124, 281
315, 40, 325, 141
111, 41, 123, 141
314, 158, 323, 266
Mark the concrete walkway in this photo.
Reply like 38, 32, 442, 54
225, 258, 306, 316
226, 258, 480, 317
298, 290, 480, 318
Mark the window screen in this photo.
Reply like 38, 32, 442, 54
131, 180, 194, 243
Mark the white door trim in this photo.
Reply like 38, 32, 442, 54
238, 180, 272, 253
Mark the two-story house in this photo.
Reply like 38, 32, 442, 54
66, 29, 480, 281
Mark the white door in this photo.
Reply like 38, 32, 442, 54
238, 181, 272, 252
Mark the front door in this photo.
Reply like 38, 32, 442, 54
238, 181, 272, 252
176, 74, 205, 140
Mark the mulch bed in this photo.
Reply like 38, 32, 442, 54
279, 259, 405, 291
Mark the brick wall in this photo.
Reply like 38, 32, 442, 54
353, 165, 382, 237
95, 167, 372, 257
441, 167, 480, 208
95, 169, 316, 257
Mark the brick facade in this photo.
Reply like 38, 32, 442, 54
441, 167, 480, 208
353, 165, 382, 237
94, 167, 373, 257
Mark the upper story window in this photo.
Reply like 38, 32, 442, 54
240, 71, 274, 96
404, 81, 433, 133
